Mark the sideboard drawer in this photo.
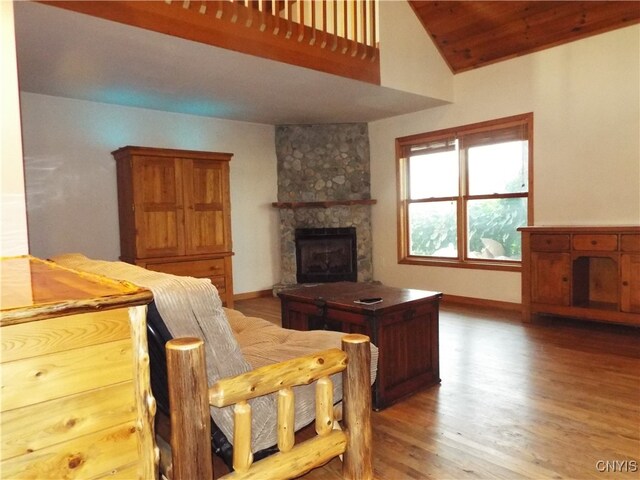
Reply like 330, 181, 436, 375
621, 235, 640, 252
531, 234, 570, 252
573, 235, 618, 251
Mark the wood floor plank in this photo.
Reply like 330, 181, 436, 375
232, 298, 640, 479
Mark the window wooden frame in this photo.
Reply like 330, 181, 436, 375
396, 113, 534, 272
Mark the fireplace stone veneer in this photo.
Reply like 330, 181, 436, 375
275, 124, 373, 288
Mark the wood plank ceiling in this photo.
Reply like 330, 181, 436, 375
409, 1, 640, 73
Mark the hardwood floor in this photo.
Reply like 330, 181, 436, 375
232, 297, 640, 479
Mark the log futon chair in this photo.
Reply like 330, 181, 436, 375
50, 254, 375, 479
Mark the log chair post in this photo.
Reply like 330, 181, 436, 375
166, 337, 213, 480
341, 334, 373, 480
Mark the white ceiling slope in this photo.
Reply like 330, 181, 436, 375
14, 2, 447, 125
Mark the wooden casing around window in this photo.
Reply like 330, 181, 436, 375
395, 113, 534, 272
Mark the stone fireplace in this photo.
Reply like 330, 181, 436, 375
274, 124, 374, 289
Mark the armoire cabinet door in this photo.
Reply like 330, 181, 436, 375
183, 159, 231, 255
132, 157, 185, 258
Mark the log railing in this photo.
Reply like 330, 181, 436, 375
43, 0, 380, 84
166, 334, 373, 479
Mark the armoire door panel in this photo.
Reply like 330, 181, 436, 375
183, 159, 230, 255
133, 157, 184, 258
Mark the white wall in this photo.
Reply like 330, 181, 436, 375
369, 25, 640, 304
1, 1, 29, 256
378, 0, 453, 102
21, 93, 280, 294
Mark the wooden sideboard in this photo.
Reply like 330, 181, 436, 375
112, 146, 235, 307
519, 226, 640, 326
1, 256, 158, 479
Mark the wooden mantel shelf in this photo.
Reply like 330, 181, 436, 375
272, 199, 377, 209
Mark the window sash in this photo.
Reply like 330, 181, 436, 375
396, 113, 533, 270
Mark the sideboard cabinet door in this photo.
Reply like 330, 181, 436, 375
531, 252, 571, 306
621, 254, 640, 313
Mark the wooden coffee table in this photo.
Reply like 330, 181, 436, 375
278, 282, 442, 410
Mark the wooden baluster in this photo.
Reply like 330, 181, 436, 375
285, 0, 293, 39
351, 0, 358, 57
332, 0, 338, 51
245, 0, 253, 27
215, 0, 224, 18
297, 0, 305, 42
369, 0, 376, 61
278, 387, 295, 452
310, 0, 317, 45
231, 0, 239, 23
315, 376, 334, 436
166, 338, 213, 480
233, 400, 254, 473
342, 334, 373, 480
360, 0, 369, 60
341, 0, 348, 53
258, 0, 267, 31
273, 0, 280, 34
321, 0, 328, 48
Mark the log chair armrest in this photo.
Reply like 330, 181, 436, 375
166, 334, 373, 480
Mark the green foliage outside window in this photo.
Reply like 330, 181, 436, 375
410, 197, 526, 259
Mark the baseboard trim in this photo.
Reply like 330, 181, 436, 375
234, 289, 274, 301
442, 294, 522, 312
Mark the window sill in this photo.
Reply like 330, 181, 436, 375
399, 256, 522, 272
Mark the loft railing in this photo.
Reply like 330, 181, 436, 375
181, 0, 378, 59
43, 0, 381, 84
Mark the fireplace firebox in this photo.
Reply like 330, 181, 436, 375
295, 227, 357, 283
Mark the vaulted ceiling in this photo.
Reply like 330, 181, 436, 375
13, 2, 640, 124
409, 1, 640, 73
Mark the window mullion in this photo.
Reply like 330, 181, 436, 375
459, 142, 467, 261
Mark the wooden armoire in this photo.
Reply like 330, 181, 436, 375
112, 146, 234, 307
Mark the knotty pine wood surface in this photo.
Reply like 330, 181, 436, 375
231, 297, 640, 479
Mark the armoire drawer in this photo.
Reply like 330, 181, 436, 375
146, 258, 226, 278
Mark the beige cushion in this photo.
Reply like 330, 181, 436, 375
226, 308, 378, 383
226, 307, 378, 451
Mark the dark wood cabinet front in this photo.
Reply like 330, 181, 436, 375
279, 282, 442, 409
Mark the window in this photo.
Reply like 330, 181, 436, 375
396, 113, 533, 271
